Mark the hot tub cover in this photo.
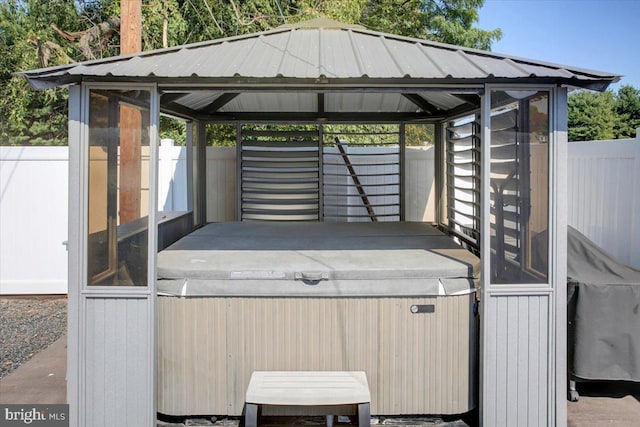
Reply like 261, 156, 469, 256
567, 226, 640, 382
157, 222, 479, 297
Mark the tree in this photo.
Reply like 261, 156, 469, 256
363, 0, 501, 50
615, 85, 640, 138
0, 0, 116, 145
173, 0, 499, 145
1, 0, 500, 146
568, 90, 617, 141
171, 1, 501, 50
568, 85, 640, 141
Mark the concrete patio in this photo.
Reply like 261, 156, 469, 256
1, 336, 638, 426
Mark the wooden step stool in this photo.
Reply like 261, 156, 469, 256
245, 371, 371, 427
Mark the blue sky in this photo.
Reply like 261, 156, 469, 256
478, 0, 640, 91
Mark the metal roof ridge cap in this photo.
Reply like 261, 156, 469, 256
503, 58, 532, 76
318, 28, 324, 77
556, 68, 579, 78
379, 36, 406, 77
456, 50, 490, 76
503, 58, 590, 79
347, 30, 366, 77
234, 35, 264, 75
414, 43, 447, 77
275, 30, 294, 77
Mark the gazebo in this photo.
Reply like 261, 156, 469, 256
18, 17, 619, 427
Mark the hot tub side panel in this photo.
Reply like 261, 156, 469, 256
157, 294, 477, 416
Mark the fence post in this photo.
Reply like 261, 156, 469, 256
633, 129, 640, 266
158, 138, 174, 211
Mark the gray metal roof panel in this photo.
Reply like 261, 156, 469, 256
16, 21, 619, 88
176, 91, 224, 110
326, 93, 418, 113
321, 29, 361, 77
419, 92, 467, 111
220, 92, 317, 112
422, 47, 486, 79
351, 32, 403, 78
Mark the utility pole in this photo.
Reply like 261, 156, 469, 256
119, 0, 142, 224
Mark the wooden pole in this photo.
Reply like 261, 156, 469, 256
119, 0, 143, 223
121, 0, 141, 54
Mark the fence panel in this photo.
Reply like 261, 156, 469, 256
404, 146, 436, 222
206, 146, 237, 222
158, 139, 188, 212
2, 132, 638, 294
1, 147, 69, 294
568, 131, 640, 268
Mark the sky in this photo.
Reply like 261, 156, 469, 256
477, 0, 640, 91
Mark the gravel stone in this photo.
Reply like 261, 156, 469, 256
0, 296, 67, 379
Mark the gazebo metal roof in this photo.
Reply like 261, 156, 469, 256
17, 17, 620, 122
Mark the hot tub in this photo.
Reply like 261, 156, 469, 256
157, 222, 479, 416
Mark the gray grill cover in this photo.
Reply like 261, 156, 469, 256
567, 226, 640, 382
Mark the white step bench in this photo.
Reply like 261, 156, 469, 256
245, 371, 371, 427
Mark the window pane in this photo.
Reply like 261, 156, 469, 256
88, 89, 150, 286
490, 90, 549, 284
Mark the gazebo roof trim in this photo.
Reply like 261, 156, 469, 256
16, 18, 620, 91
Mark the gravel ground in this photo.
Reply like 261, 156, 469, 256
0, 296, 67, 380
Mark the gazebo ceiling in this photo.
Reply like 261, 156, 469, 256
17, 17, 620, 122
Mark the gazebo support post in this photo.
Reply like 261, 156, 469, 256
66, 84, 160, 427
553, 86, 569, 427
192, 120, 208, 227
479, 85, 568, 427
67, 84, 82, 427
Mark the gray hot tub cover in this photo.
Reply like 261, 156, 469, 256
156, 222, 479, 297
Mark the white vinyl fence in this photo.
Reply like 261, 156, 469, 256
568, 130, 640, 268
1, 147, 69, 294
1, 133, 638, 294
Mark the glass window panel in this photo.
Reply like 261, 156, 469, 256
87, 89, 151, 286
489, 90, 549, 284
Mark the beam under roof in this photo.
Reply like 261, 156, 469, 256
402, 94, 443, 115
201, 93, 240, 115
204, 111, 434, 123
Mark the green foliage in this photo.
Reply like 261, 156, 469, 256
568, 85, 640, 141
0, 0, 114, 145
615, 85, 640, 138
206, 124, 236, 146
200, 123, 433, 147
3, 0, 499, 146
363, 0, 501, 50
405, 123, 434, 146
568, 90, 616, 141
159, 115, 186, 144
